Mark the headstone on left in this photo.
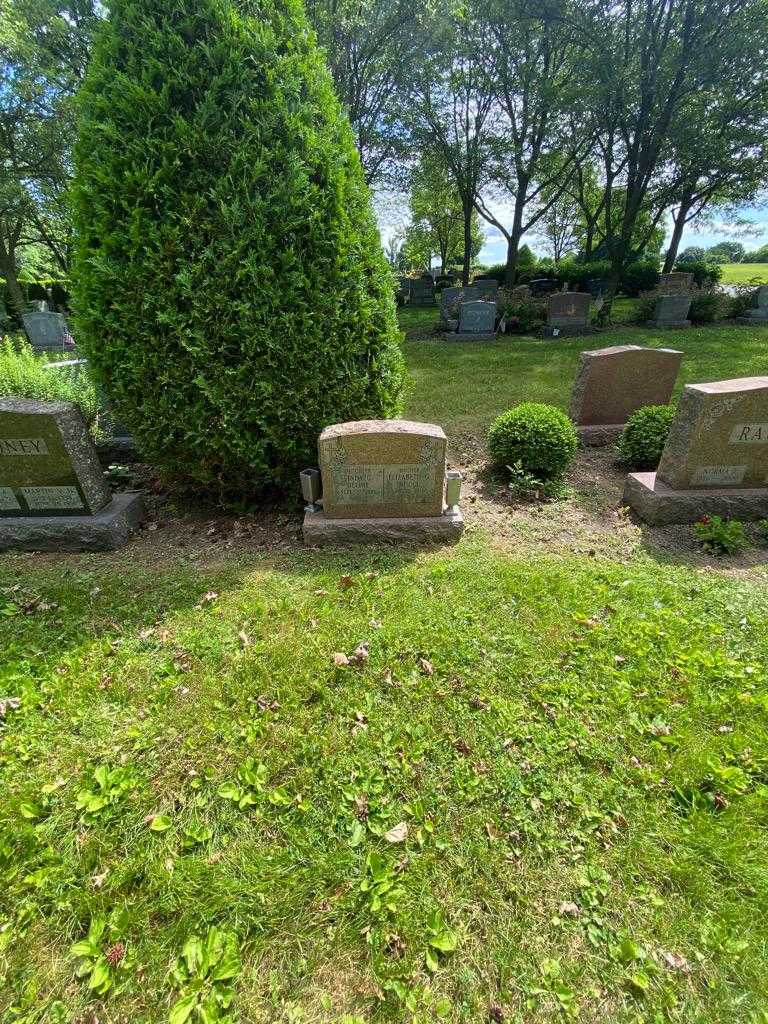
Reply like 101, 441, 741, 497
302, 419, 463, 545
0, 398, 144, 550
569, 344, 683, 445
21, 311, 74, 351
409, 276, 436, 306
623, 376, 768, 524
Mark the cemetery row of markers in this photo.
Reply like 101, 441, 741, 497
1, 337, 767, 550
405, 273, 768, 339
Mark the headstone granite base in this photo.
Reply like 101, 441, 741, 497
623, 472, 768, 526
541, 324, 597, 338
0, 491, 145, 551
303, 507, 464, 546
444, 331, 497, 341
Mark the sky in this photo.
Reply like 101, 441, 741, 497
378, 196, 768, 266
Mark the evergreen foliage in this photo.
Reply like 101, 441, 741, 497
71, 0, 404, 497
488, 403, 577, 481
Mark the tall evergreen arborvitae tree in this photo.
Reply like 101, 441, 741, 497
71, 0, 404, 498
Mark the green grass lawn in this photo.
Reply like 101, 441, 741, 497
401, 307, 768, 439
3, 314, 768, 1023
719, 263, 768, 285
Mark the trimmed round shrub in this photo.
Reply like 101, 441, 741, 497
616, 405, 676, 470
488, 403, 578, 481
71, 0, 404, 499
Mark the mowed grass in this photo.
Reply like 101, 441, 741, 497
3, 313, 768, 1023
2, 542, 768, 1023
401, 306, 768, 439
719, 263, 768, 285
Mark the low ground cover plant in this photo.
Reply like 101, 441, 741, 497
488, 402, 578, 482
617, 405, 676, 470
693, 515, 748, 555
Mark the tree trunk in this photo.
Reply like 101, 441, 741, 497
0, 232, 26, 320
662, 199, 691, 273
461, 198, 473, 286
504, 194, 526, 287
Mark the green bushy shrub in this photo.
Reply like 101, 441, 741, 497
674, 259, 721, 288
621, 260, 660, 296
616, 405, 676, 470
688, 290, 728, 324
0, 339, 99, 430
694, 515, 747, 555
488, 403, 577, 481
71, 0, 404, 499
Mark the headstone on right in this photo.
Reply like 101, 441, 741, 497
0, 398, 143, 550
569, 345, 683, 445
736, 284, 768, 324
647, 294, 692, 329
21, 312, 74, 351
543, 292, 592, 337
448, 300, 496, 341
623, 377, 768, 524
659, 272, 693, 294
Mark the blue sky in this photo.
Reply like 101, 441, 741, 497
380, 197, 768, 265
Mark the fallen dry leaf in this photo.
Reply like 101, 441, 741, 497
339, 575, 355, 590
558, 901, 581, 917
351, 642, 369, 664
0, 697, 21, 718
661, 950, 691, 974
384, 821, 408, 844
238, 631, 252, 648
418, 658, 434, 676
332, 652, 350, 667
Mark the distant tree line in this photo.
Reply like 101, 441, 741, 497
3, 0, 768, 319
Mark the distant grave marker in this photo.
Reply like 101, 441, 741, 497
544, 292, 592, 337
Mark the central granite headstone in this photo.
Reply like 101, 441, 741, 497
569, 345, 683, 444
409, 278, 436, 306
544, 292, 591, 336
0, 398, 110, 517
455, 300, 496, 339
623, 377, 768, 523
319, 420, 446, 519
648, 294, 692, 328
440, 286, 480, 326
659, 272, 693, 294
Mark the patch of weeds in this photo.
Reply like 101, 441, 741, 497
71, 911, 132, 996
505, 461, 570, 501
169, 927, 241, 1024
693, 515, 747, 555
75, 764, 140, 821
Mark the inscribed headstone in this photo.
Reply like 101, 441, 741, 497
318, 420, 446, 519
547, 292, 591, 329
657, 377, 768, 489
0, 398, 110, 517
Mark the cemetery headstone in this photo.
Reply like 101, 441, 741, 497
474, 279, 500, 300
736, 284, 768, 324
303, 419, 464, 545
543, 291, 592, 337
440, 286, 480, 327
409, 278, 436, 306
0, 397, 144, 550
449, 300, 497, 341
21, 311, 74, 351
511, 284, 531, 299
530, 278, 559, 297
623, 376, 768, 524
659, 272, 693, 294
569, 345, 683, 444
647, 294, 691, 328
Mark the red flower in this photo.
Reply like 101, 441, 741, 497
697, 515, 711, 525
106, 942, 125, 966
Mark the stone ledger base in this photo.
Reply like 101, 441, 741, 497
623, 472, 768, 526
541, 325, 596, 338
0, 491, 145, 552
645, 319, 691, 329
577, 424, 624, 446
303, 508, 464, 546
443, 331, 496, 341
